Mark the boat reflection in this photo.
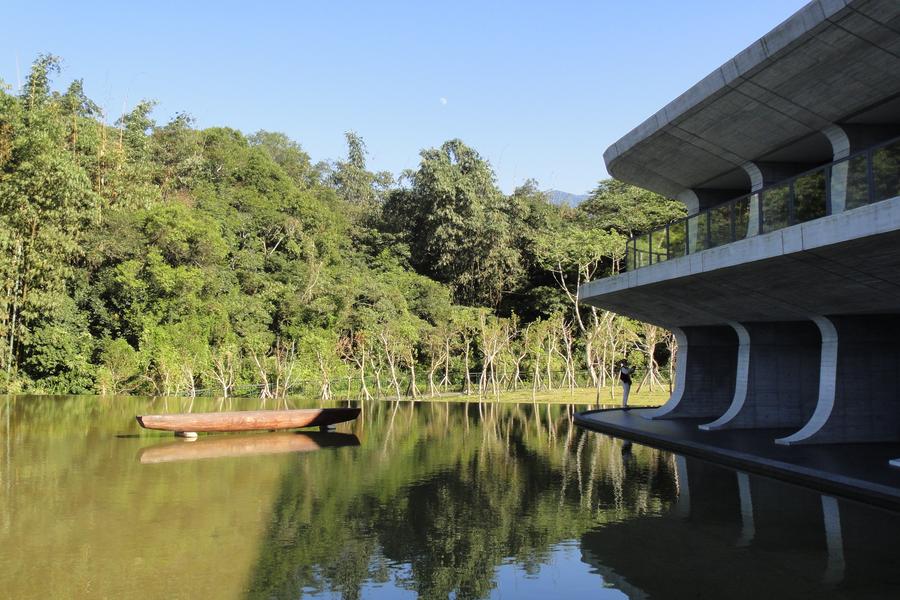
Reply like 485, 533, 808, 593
137, 431, 360, 464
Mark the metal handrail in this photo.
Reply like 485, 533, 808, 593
626, 134, 900, 271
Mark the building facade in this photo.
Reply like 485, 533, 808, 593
579, 0, 900, 458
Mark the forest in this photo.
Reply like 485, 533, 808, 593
0, 55, 686, 399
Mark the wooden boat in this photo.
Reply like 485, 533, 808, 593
137, 432, 360, 464
136, 407, 360, 435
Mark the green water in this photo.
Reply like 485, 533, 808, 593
1, 396, 898, 599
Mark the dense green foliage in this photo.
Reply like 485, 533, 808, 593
0, 56, 684, 396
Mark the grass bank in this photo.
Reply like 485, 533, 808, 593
401, 386, 670, 408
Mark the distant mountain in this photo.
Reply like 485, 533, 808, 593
546, 189, 589, 207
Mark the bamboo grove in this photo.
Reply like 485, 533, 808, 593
0, 55, 687, 399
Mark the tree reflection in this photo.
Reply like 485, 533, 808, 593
244, 401, 677, 599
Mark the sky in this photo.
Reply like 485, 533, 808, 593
2, 0, 809, 195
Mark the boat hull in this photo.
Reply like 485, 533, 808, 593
136, 407, 360, 433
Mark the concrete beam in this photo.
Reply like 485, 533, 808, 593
777, 315, 900, 445
645, 325, 738, 420
700, 321, 821, 431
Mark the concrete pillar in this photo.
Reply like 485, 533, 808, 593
778, 315, 900, 445
645, 325, 738, 420
700, 321, 820, 431
824, 125, 851, 214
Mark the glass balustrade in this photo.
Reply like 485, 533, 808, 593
794, 169, 826, 223
874, 139, 900, 202
687, 212, 709, 254
668, 220, 687, 259
761, 183, 790, 233
650, 229, 668, 264
709, 202, 733, 248
621, 136, 900, 273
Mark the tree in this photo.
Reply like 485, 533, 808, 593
534, 222, 625, 386
382, 139, 522, 307
580, 179, 686, 237
330, 131, 392, 206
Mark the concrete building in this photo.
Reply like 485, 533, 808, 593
577, 1, 900, 469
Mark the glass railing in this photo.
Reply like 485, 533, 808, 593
625, 136, 900, 272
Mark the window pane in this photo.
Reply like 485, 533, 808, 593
794, 169, 826, 223
668, 220, 687, 258
650, 229, 668, 263
687, 213, 709, 253
709, 202, 732, 248
762, 184, 790, 233
634, 234, 651, 268
873, 139, 900, 202
844, 155, 869, 210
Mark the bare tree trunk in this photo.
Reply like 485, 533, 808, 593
406, 349, 420, 400
316, 351, 332, 400
359, 348, 373, 401
666, 330, 678, 394
441, 338, 451, 392
251, 350, 273, 399
463, 337, 472, 395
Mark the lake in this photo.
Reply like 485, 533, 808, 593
1, 395, 899, 599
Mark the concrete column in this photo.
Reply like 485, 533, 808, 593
645, 325, 738, 420
677, 190, 700, 214
700, 321, 820, 431
742, 162, 765, 192
822, 125, 851, 161
824, 125, 851, 214
778, 315, 900, 445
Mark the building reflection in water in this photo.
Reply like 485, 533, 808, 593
580, 449, 900, 599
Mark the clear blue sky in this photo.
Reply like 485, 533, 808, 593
3, 0, 808, 194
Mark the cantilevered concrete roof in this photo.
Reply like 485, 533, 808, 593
604, 0, 900, 199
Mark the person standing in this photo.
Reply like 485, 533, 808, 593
618, 360, 634, 409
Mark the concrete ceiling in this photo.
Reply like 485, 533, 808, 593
604, 0, 900, 198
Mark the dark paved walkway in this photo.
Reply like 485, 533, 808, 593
575, 408, 900, 511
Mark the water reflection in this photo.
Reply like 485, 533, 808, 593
581, 459, 900, 599
137, 432, 360, 464
1, 396, 899, 599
